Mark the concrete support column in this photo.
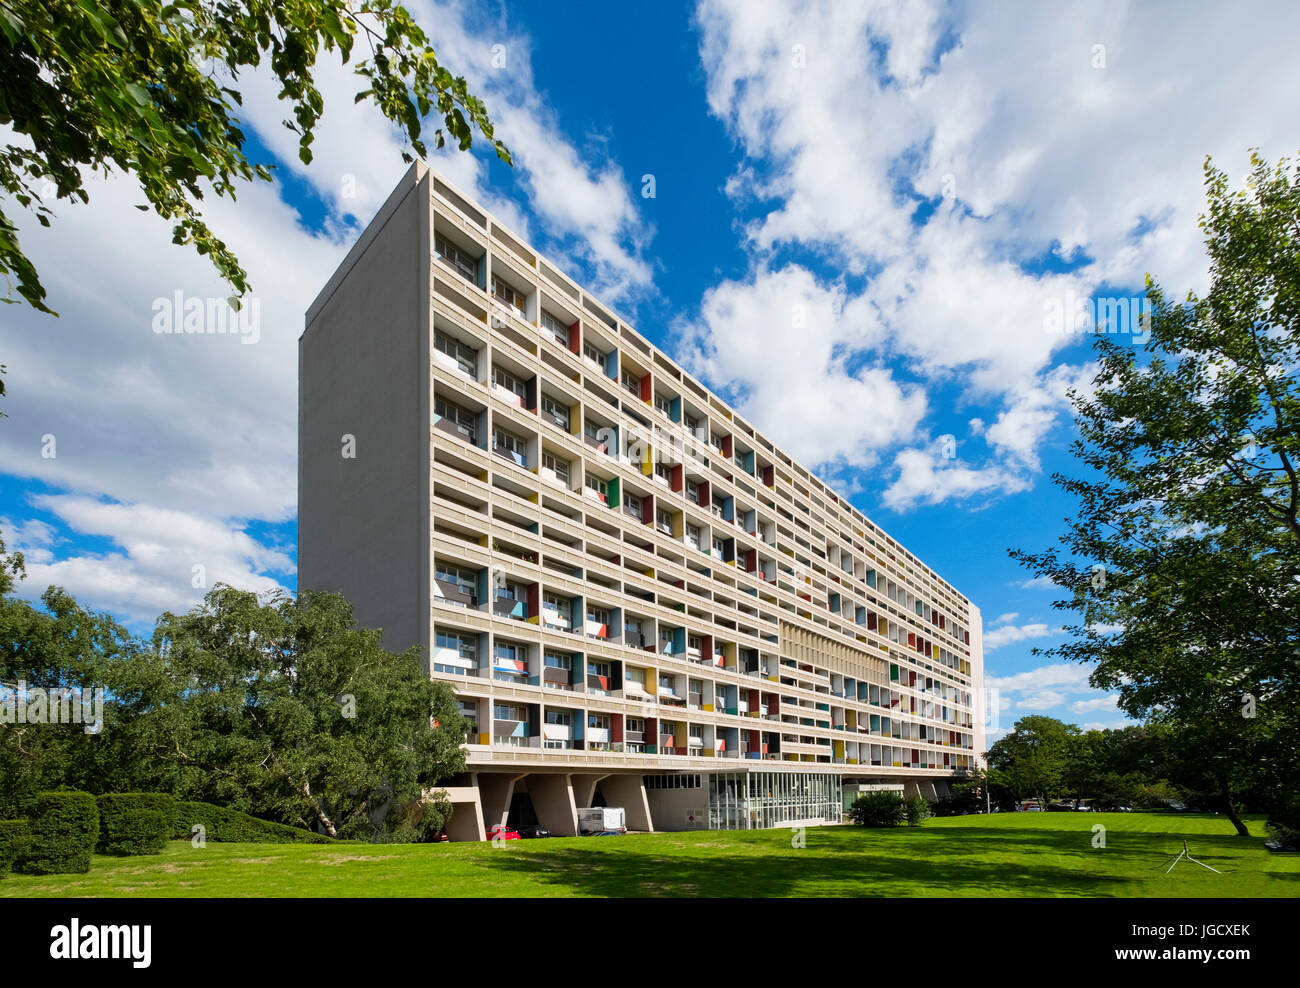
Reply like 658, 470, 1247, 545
529, 773, 579, 836
478, 772, 525, 829
571, 773, 609, 811
426, 783, 485, 842
601, 773, 654, 833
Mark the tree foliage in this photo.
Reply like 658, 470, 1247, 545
0, 550, 466, 839
1010, 152, 1300, 835
0, 0, 511, 314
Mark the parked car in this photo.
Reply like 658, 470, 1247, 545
486, 825, 521, 840
516, 824, 551, 839
586, 829, 626, 836
577, 806, 627, 835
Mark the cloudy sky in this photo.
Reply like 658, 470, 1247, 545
3, 0, 1298, 740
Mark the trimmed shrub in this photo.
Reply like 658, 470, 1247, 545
172, 801, 333, 844
0, 820, 32, 879
97, 794, 178, 855
21, 790, 99, 874
849, 790, 906, 827
903, 794, 931, 827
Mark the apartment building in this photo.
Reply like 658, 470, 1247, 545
299, 162, 985, 841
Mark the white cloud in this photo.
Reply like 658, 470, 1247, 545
7, 497, 293, 625
982, 621, 1059, 652
1070, 694, 1120, 715
676, 264, 926, 467
690, 0, 1300, 506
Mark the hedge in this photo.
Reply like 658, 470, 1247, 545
97, 794, 178, 856
0, 819, 31, 879
22, 791, 100, 874
172, 801, 333, 844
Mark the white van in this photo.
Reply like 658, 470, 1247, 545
578, 806, 626, 835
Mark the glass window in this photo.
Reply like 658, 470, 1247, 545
491, 275, 527, 317
434, 330, 477, 376
492, 365, 526, 397
434, 396, 478, 444
540, 309, 569, 344
540, 395, 570, 429
434, 233, 477, 282
542, 451, 570, 483
583, 341, 607, 370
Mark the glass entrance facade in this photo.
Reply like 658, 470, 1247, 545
707, 771, 843, 830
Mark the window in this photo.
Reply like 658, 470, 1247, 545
711, 432, 725, 451
621, 369, 641, 395
624, 492, 642, 515
458, 699, 479, 740
688, 634, 702, 653
433, 629, 476, 675
542, 451, 570, 484
686, 480, 700, 503
586, 605, 609, 633
627, 717, 644, 734
543, 652, 571, 671
493, 703, 523, 721
434, 564, 478, 606
588, 713, 610, 729
493, 427, 527, 466
712, 535, 726, 555
654, 462, 673, 486
656, 508, 673, 533
491, 365, 526, 399
654, 392, 672, 416
684, 413, 701, 434
585, 474, 609, 501
589, 661, 611, 679
434, 396, 478, 444
435, 233, 477, 282
540, 309, 569, 345
545, 710, 571, 726
491, 275, 527, 319
540, 395, 570, 429
583, 341, 607, 371
434, 330, 478, 377
685, 523, 701, 549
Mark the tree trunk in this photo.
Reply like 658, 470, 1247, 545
1216, 773, 1249, 836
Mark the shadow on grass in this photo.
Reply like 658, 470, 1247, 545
479, 827, 1140, 898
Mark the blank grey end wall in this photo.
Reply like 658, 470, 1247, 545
299, 168, 429, 658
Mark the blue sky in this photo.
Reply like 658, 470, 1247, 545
4, 0, 1300, 741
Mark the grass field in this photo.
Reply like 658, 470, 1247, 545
2, 812, 1295, 897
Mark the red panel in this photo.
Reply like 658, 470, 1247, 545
639, 373, 652, 402
641, 493, 654, 524
526, 583, 539, 620
568, 321, 580, 353
721, 435, 733, 458
907, 632, 916, 648
611, 713, 623, 743
867, 612, 877, 631
698, 480, 710, 507
671, 464, 683, 492
964, 630, 970, 645
762, 465, 774, 487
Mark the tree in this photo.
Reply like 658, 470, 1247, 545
1011, 152, 1300, 835
1, 548, 468, 839
144, 585, 467, 838
0, 0, 511, 317
986, 716, 1077, 807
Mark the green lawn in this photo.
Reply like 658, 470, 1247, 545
2, 812, 1295, 897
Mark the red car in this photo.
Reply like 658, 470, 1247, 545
486, 825, 521, 840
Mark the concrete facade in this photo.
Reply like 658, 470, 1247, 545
300, 163, 986, 840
